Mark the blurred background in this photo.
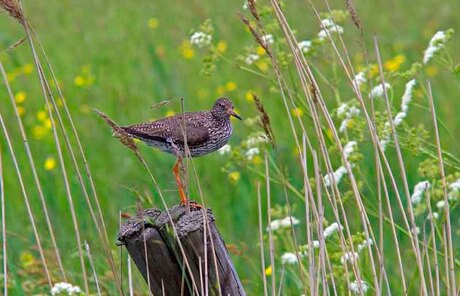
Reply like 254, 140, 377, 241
0, 0, 459, 294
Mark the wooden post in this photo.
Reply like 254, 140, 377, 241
117, 205, 246, 296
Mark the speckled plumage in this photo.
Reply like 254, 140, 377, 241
122, 98, 240, 157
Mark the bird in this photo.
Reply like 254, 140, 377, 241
120, 97, 241, 205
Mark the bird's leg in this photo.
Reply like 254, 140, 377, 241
172, 157, 188, 205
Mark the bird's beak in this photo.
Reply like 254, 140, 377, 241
229, 109, 242, 120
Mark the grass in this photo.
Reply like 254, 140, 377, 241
0, 0, 459, 294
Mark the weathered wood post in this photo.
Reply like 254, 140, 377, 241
117, 205, 246, 296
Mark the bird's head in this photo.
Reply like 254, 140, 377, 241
211, 97, 242, 121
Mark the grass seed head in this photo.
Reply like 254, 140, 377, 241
0, 0, 24, 23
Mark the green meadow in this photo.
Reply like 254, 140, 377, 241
0, 0, 459, 294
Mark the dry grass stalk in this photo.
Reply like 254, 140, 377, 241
345, 0, 362, 32
427, 82, 456, 293
238, 14, 272, 58
0, 59, 67, 279
85, 242, 102, 296
253, 93, 276, 148
265, 152, 276, 296
0, 144, 7, 295
29, 27, 121, 291
257, 182, 269, 296
0, 111, 53, 286
246, 0, 260, 21
94, 109, 140, 157
373, 37, 428, 293
269, 0, 371, 287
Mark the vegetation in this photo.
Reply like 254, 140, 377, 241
0, 0, 459, 294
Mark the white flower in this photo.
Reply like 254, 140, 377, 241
318, 27, 344, 41
370, 83, 391, 98
349, 280, 369, 294
267, 216, 299, 232
340, 252, 359, 264
321, 18, 335, 29
427, 212, 439, 220
393, 112, 407, 126
281, 252, 298, 264
323, 222, 342, 238
380, 137, 390, 151
51, 282, 82, 296
261, 34, 274, 45
436, 200, 446, 209
317, 18, 344, 41
246, 147, 260, 160
337, 103, 360, 133
324, 166, 348, 187
245, 53, 259, 65
400, 79, 417, 113
190, 32, 212, 48
357, 239, 373, 252
411, 181, 430, 205
246, 133, 269, 147
423, 31, 448, 64
352, 72, 366, 89
218, 144, 231, 155
343, 141, 357, 159
312, 240, 320, 248
298, 40, 312, 53
448, 179, 460, 201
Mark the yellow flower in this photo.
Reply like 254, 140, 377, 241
252, 155, 263, 165
17, 106, 25, 117
165, 110, 175, 117
384, 54, 405, 72
44, 119, 52, 129
37, 110, 47, 121
80, 104, 91, 114
216, 85, 225, 96
32, 125, 48, 140
325, 128, 333, 141
217, 41, 227, 53
180, 40, 194, 59
256, 61, 269, 72
256, 46, 265, 56
22, 64, 33, 75
245, 91, 254, 102
14, 91, 26, 104
291, 107, 304, 117
369, 64, 379, 77
226, 81, 237, 91
20, 251, 35, 268
265, 265, 272, 276
74, 75, 85, 87
44, 157, 57, 171
228, 171, 240, 182
425, 66, 439, 77
147, 18, 159, 30
356, 65, 365, 72
6, 74, 15, 82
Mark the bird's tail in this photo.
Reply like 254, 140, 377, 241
94, 109, 139, 153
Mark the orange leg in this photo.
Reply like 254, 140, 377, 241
173, 158, 203, 209
173, 158, 188, 204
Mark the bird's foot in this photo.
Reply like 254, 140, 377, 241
180, 200, 204, 209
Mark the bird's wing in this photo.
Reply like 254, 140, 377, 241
123, 117, 209, 147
